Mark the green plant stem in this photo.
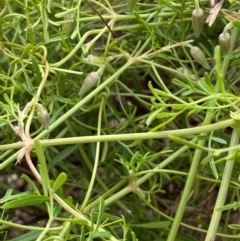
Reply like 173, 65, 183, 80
0, 119, 237, 170
0, 0, 7, 17
167, 138, 205, 241
80, 96, 105, 211
166, 104, 218, 240
53, 221, 71, 241
56, 12, 179, 24
0, 219, 62, 231
36, 217, 54, 241
0, 119, 236, 153
194, 0, 200, 11
84, 177, 128, 213
205, 128, 240, 241
84, 21, 115, 53
39, 118, 235, 146
51, 28, 113, 67
70, 0, 82, 39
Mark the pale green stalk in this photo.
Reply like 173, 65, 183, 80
80, 96, 105, 211
166, 138, 205, 241
205, 128, 240, 241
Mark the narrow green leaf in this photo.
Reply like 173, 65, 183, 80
197, 135, 209, 141
128, 0, 138, 12
23, 71, 35, 95
0, 149, 12, 160
209, 156, 218, 179
157, 112, 178, 119
0, 223, 10, 231
129, 221, 171, 228
34, 139, 50, 196
20, 43, 32, 59
8, 231, 41, 241
169, 135, 208, 152
131, 231, 137, 241
204, 73, 213, 90
200, 155, 214, 165
54, 8, 76, 18
80, 226, 85, 241
1, 195, 49, 209
197, 79, 214, 94
126, 139, 142, 148
52, 172, 68, 192
92, 231, 111, 238
23, 82, 35, 96
0, 189, 13, 203
3, 93, 11, 105
21, 174, 40, 194
133, 11, 153, 36
146, 108, 163, 126
211, 136, 227, 144
48, 145, 78, 169
149, 115, 177, 132
100, 141, 108, 162
215, 201, 240, 211
228, 224, 240, 229
176, 232, 198, 241
10, 58, 21, 65
148, 82, 169, 104
90, 212, 122, 222
0, 190, 33, 204
232, 20, 240, 27
230, 59, 240, 67
96, 197, 105, 228
182, 89, 195, 96
172, 78, 190, 89
31, 55, 41, 82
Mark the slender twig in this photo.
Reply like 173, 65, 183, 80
85, 0, 116, 39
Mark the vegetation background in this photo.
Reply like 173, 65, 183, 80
0, 0, 240, 240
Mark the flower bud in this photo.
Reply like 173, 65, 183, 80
82, 55, 102, 65
82, 55, 115, 74
219, 32, 230, 55
36, 104, 50, 130
192, 9, 204, 38
190, 46, 210, 69
177, 67, 198, 81
62, 13, 74, 33
79, 72, 98, 97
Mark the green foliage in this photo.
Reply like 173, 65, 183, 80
0, 0, 240, 241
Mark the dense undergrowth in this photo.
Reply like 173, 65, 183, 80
1, 0, 240, 241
